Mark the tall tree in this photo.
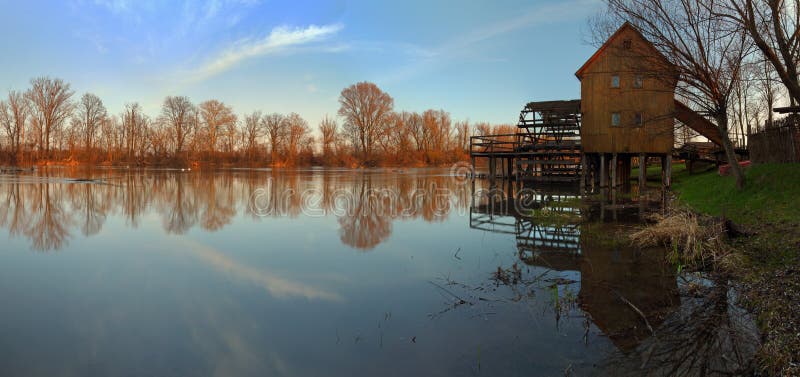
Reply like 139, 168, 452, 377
74, 93, 107, 158
262, 113, 286, 164
25, 77, 74, 158
285, 112, 310, 166
159, 96, 196, 159
716, 0, 800, 105
198, 99, 237, 161
242, 111, 264, 163
597, 0, 751, 188
0, 91, 29, 164
121, 103, 148, 161
337, 82, 394, 165
319, 115, 338, 166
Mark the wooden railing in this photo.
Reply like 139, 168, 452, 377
469, 133, 522, 155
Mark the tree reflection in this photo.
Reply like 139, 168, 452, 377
0, 169, 474, 252
25, 182, 72, 251
338, 176, 392, 250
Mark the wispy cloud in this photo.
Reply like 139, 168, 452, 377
188, 23, 344, 82
377, 0, 602, 84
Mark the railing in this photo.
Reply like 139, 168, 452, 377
469, 133, 522, 155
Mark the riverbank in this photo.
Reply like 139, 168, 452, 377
666, 163, 800, 375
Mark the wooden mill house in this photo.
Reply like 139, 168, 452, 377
470, 23, 721, 191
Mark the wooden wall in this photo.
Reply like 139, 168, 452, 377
579, 27, 675, 154
750, 127, 800, 163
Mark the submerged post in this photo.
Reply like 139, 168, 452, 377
638, 153, 646, 194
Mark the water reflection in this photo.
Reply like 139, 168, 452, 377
0, 169, 472, 252
470, 184, 758, 375
0, 170, 757, 376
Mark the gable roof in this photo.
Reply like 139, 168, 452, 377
574, 22, 669, 79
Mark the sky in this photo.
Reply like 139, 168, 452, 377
0, 0, 604, 130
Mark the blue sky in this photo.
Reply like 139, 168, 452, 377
0, 0, 603, 129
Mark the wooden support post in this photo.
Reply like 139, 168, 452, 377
665, 155, 672, 189
611, 153, 618, 189
638, 153, 646, 194
470, 156, 476, 180
593, 155, 600, 191
600, 154, 607, 188
580, 153, 587, 193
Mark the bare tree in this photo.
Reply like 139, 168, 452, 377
454, 120, 471, 153
597, 0, 752, 188
338, 82, 394, 165
262, 113, 286, 164
158, 96, 196, 160
121, 103, 148, 162
0, 91, 29, 164
74, 93, 107, 159
198, 99, 237, 161
25, 77, 74, 159
716, 0, 800, 105
285, 112, 310, 166
319, 115, 338, 166
242, 111, 264, 163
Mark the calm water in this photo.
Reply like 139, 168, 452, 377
0, 168, 756, 376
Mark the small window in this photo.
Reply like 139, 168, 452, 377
634, 112, 643, 126
611, 112, 621, 126
623, 39, 632, 49
611, 75, 620, 88
633, 75, 643, 88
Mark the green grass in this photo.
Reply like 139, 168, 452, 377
671, 163, 800, 225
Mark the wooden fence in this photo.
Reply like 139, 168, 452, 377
749, 126, 800, 163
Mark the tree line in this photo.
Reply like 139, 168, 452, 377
0, 79, 505, 167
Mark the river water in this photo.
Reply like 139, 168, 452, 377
0, 167, 758, 376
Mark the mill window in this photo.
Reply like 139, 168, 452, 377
633, 75, 643, 88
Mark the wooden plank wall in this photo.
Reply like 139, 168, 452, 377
579, 27, 675, 154
749, 128, 800, 163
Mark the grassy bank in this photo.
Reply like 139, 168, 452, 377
662, 163, 800, 375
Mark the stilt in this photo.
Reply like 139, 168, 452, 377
622, 155, 631, 193
470, 156, 476, 180
665, 156, 672, 189
611, 153, 618, 189
593, 154, 601, 191
600, 154, 607, 188
489, 157, 496, 182
580, 153, 587, 193
638, 153, 646, 194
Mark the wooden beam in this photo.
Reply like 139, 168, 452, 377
774, 106, 800, 114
